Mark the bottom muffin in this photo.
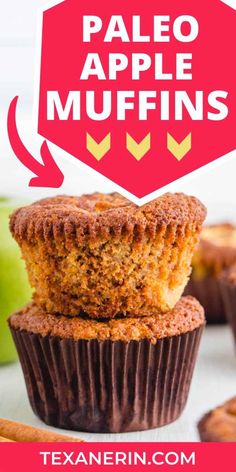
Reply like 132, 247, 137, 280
198, 397, 236, 442
9, 296, 205, 433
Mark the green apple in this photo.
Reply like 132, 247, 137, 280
0, 197, 32, 364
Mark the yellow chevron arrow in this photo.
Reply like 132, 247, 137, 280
126, 133, 151, 161
86, 133, 111, 161
167, 133, 192, 161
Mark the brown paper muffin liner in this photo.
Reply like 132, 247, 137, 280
220, 280, 236, 344
10, 326, 204, 433
184, 276, 226, 324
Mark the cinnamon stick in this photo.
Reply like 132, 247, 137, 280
0, 435, 15, 442
0, 418, 83, 442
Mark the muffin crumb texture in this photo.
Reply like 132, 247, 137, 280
191, 224, 236, 278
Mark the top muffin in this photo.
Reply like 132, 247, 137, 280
10, 192, 206, 319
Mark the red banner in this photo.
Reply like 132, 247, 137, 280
0, 442, 235, 471
36, 0, 236, 198
6, 0, 236, 197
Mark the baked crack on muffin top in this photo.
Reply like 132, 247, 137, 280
10, 192, 206, 319
9, 296, 205, 343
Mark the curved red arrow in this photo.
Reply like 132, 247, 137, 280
7, 96, 64, 188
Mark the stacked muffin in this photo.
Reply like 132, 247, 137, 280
8, 192, 206, 433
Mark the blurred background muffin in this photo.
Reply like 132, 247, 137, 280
185, 224, 236, 324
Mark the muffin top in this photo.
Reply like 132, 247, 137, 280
9, 296, 204, 343
193, 223, 236, 274
201, 224, 236, 248
10, 192, 206, 244
198, 397, 236, 442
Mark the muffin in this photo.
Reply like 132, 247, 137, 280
9, 296, 205, 433
10, 193, 206, 319
219, 265, 236, 345
198, 397, 236, 441
185, 223, 236, 323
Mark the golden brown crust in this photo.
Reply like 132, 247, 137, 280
10, 192, 206, 245
9, 296, 205, 343
198, 397, 236, 442
192, 223, 236, 278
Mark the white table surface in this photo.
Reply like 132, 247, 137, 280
0, 325, 236, 442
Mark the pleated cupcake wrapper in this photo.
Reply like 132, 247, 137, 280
220, 281, 236, 346
184, 276, 226, 324
10, 326, 204, 433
